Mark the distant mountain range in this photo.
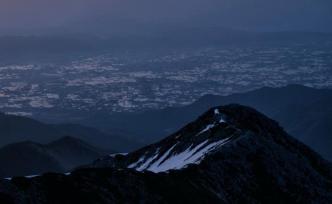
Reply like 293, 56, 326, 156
0, 136, 107, 178
93, 85, 332, 161
1, 105, 331, 203
0, 112, 140, 152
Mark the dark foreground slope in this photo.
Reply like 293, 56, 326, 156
0, 105, 331, 204
0, 136, 108, 178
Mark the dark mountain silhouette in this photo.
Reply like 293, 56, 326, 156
0, 136, 107, 178
94, 85, 332, 161
0, 112, 140, 152
0, 141, 63, 178
0, 105, 331, 203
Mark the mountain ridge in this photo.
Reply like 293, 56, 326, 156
1, 104, 331, 203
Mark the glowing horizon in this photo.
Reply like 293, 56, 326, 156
0, 0, 331, 35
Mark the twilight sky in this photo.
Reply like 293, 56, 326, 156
0, 0, 331, 35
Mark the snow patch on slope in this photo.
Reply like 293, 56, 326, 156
196, 108, 227, 136
196, 118, 226, 136
136, 148, 160, 171
128, 138, 232, 173
109, 153, 128, 158
128, 156, 145, 168
197, 124, 216, 135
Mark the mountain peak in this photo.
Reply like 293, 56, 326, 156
89, 104, 284, 173
213, 104, 282, 135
